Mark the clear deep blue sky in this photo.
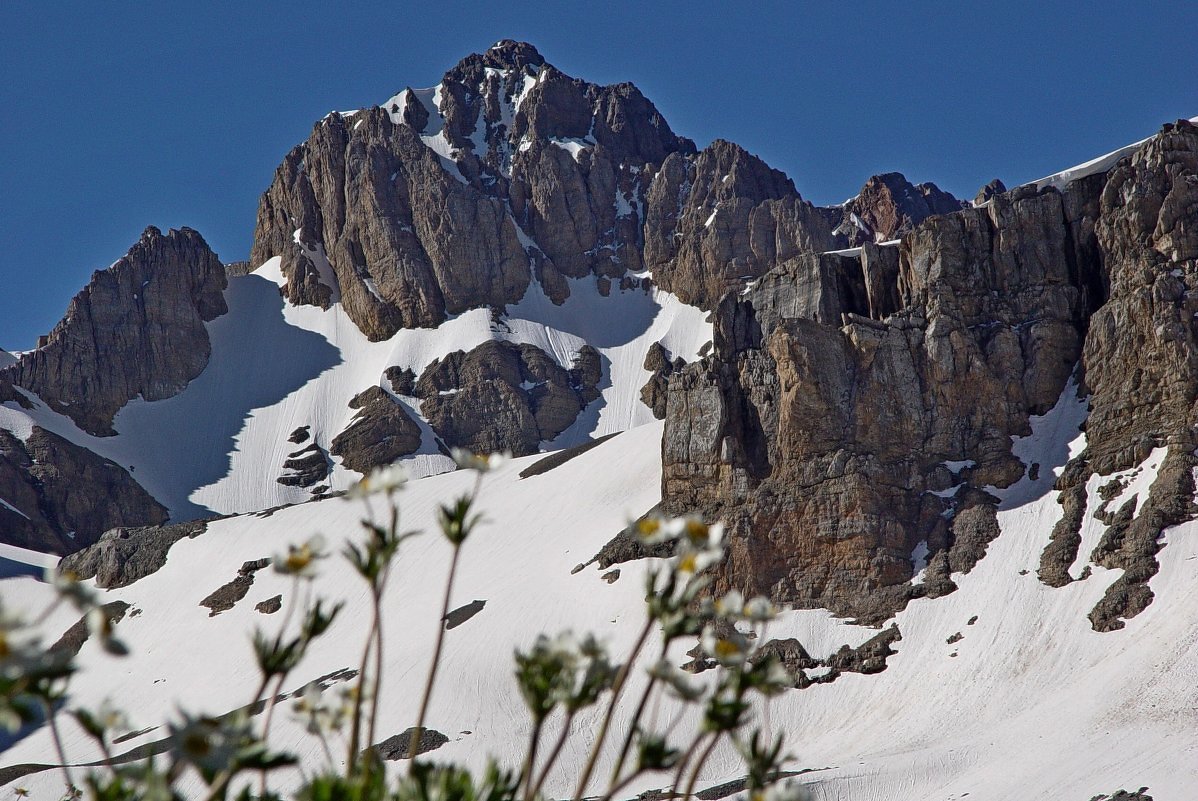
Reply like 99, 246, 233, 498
2, 1, 1196, 350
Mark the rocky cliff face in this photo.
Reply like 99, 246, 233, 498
662, 120, 1198, 627
662, 154, 1112, 622
1, 226, 227, 436
249, 41, 833, 340
414, 341, 601, 456
821, 172, 968, 247
0, 427, 168, 554
1040, 120, 1198, 630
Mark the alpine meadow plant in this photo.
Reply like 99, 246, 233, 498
0, 453, 811, 801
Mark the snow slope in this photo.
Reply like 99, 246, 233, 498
0, 261, 709, 522
1028, 115, 1198, 192
3, 384, 1197, 799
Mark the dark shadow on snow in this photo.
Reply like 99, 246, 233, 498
111, 275, 342, 521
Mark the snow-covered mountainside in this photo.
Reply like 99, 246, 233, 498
0, 259, 707, 521
3, 398, 1197, 799
2, 40, 1198, 800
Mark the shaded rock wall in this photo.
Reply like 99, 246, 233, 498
2, 226, 227, 437
0, 428, 169, 555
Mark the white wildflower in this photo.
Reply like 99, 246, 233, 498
346, 463, 408, 498
701, 623, 750, 667
273, 534, 327, 578
647, 659, 704, 702
743, 595, 777, 623
451, 448, 511, 473
44, 565, 98, 610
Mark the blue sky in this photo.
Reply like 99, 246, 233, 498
1, 1, 1196, 349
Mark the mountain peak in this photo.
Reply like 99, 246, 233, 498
450, 39, 546, 75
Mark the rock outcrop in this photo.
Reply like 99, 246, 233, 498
1046, 119, 1198, 630
642, 139, 836, 309
662, 166, 1105, 621
0, 427, 169, 554
2, 227, 227, 436
59, 520, 209, 589
277, 443, 331, 488
640, 342, 684, 419
824, 172, 967, 247
415, 341, 601, 455
660, 120, 1198, 627
330, 386, 422, 474
250, 42, 833, 340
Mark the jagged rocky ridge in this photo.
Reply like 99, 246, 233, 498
1, 226, 227, 437
0, 39, 1194, 649
662, 119, 1198, 628
820, 171, 968, 247
248, 40, 844, 337
0, 227, 224, 553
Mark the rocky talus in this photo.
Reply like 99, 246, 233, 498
0, 427, 169, 554
1, 226, 227, 436
249, 41, 833, 341
662, 120, 1198, 627
415, 341, 601, 455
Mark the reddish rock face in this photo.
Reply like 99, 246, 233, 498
823, 172, 968, 248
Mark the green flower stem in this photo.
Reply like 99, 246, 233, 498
684, 732, 722, 800
670, 730, 707, 798
409, 540, 462, 765
606, 668, 662, 789
571, 616, 654, 800
528, 710, 575, 800
42, 698, 75, 793
520, 716, 546, 799
366, 505, 396, 756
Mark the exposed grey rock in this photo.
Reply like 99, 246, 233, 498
250, 43, 835, 339
256, 595, 283, 614
661, 161, 1104, 622
518, 432, 617, 478
287, 426, 311, 444
49, 601, 130, 658
2, 226, 227, 436
0, 427, 169, 555
251, 42, 699, 338
974, 178, 1007, 205
330, 386, 422, 473
589, 512, 676, 570
200, 575, 254, 616
444, 599, 486, 630
277, 443, 331, 488
643, 139, 835, 309
825, 172, 967, 247
1088, 790, 1152, 801
416, 341, 600, 455
372, 727, 448, 760
639, 342, 684, 419
59, 520, 209, 589
385, 365, 417, 396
